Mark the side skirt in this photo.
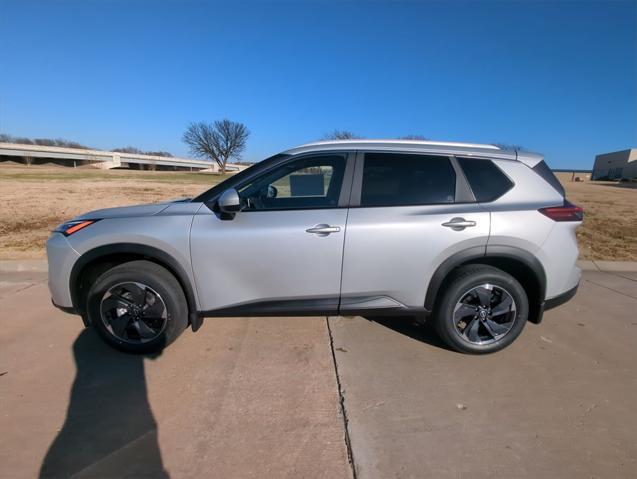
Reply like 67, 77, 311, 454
198, 295, 426, 322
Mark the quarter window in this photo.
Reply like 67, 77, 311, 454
360, 153, 456, 207
457, 157, 514, 202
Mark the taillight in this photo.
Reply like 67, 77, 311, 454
539, 201, 584, 222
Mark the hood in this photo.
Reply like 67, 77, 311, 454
73, 200, 186, 220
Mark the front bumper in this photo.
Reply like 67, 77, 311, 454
46, 233, 80, 310
51, 298, 77, 315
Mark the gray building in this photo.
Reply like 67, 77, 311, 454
592, 148, 637, 180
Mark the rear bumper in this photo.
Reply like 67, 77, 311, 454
535, 282, 579, 324
544, 283, 579, 311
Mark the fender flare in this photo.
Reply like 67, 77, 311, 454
69, 243, 201, 329
424, 245, 546, 314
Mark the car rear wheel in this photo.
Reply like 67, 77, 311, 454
86, 260, 188, 353
433, 265, 528, 354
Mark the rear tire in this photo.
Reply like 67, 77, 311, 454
86, 260, 188, 354
433, 265, 528, 354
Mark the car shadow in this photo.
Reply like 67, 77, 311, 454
363, 315, 453, 351
39, 329, 169, 478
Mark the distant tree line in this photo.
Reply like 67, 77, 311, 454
492, 142, 524, 152
112, 146, 173, 157
0, 133, 89, 149
322, 130, 430, 141
323, 131, 523, 150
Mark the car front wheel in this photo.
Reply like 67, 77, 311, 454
86, 260, 189, 353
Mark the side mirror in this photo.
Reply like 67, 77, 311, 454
218, 188, 241, 214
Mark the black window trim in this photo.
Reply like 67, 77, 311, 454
349, 150, 463, 208
205, 151, 356, 213
532, 160, 565, 197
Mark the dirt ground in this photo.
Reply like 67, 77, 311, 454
0, 163, 635, 260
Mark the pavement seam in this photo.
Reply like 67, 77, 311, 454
0, 281, 41, 299
326, 317, 358, 479
583, 279, 637, 301
600, 271, 637, 284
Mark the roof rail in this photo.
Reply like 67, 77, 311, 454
298, 139, 501, 150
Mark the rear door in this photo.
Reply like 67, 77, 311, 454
339, 151, 490, 313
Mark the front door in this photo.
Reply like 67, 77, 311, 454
190, 153, 353, 314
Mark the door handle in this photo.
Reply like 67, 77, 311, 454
441, 217, 476, 231
306, 224, 341, 236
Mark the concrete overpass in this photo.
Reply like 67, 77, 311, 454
0, 142, 249, 172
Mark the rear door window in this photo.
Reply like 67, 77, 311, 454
360, 153, 456, 207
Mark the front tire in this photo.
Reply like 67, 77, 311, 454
433, 265, 528, 354
86, 260, 188, 353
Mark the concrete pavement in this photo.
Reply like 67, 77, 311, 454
330, 270, 637, 478
1, 271, 636, 478
0, 274, 351, 479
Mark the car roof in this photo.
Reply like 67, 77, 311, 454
282, 139, 544, 166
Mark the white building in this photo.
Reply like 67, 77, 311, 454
592, 149, 637, 180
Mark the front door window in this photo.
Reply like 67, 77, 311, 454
238, 155, 346, 210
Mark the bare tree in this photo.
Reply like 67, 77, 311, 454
322, 129, 361, 140
400, 134, 429, 141
183, 119, 250, 173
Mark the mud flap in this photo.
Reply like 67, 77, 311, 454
190, 312, 204, 332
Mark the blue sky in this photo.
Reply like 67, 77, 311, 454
1, 0, 635, 168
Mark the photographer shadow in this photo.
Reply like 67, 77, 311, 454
40, 329, 168, 478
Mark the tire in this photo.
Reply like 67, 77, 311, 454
433, 265, 528, 354
86, 260, 188, 354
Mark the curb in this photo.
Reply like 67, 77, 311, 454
1, 259, 636, 274
0, 260, 48, 273
588, 260, 637, 273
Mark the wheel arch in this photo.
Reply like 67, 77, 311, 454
69, 243, 200, 327
425, 245, 547, 324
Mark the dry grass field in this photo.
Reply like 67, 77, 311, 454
0, 164, 231, 259
0, 163, 635, 260
565, 180, 636, 260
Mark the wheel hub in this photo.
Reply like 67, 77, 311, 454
453, 283, 517, 345
100, 281, 168, 344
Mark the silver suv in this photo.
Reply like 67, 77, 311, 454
47, 140, 582, 354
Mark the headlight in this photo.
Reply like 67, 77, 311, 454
53, 220, 97, 236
